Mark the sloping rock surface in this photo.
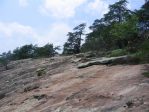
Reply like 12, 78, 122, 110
0, 56, 149, 112
77, 56, 130, 68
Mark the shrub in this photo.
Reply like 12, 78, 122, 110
36, 68, 46, 77
139, 40, 149, 62
0, 58, 8, 70
132, 40, 149, 63
107, 49, 128, 57
142, 72, 149, 78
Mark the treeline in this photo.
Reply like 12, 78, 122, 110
0, 0, 149, 69
0, 44, 60, 69
63, 0, 149, 61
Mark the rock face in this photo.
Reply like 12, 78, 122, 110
0, 56, 149, 112
77, 56, 129, 68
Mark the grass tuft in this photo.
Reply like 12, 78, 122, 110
142, 71, 149, 78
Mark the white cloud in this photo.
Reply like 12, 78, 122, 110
0, 22, 37, 53
36, 23, 71, 47
19, 0, 29, 7
127, 0, 135, 10
40, 0, 87, 19
0, 22, 71, 53
0, 22, 36, 37
87, 0, 109, 18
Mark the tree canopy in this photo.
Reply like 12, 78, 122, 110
1, 0, 149, 65
63, 23, 86, 54
0, 43, 60, 68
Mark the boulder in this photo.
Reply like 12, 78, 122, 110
78, 55, 129, 68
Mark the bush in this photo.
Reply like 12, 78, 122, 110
140, 40, 149, 62
142, 71, 149, 78
0, 58, 8, 70
36, 68, 46, 77
132, 40, 149, 63
107, 49, 128, 57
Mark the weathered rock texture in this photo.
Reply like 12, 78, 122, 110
0, 56, 149, 112
77, 55, 139, 68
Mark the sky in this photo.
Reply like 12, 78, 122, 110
0, 0, 145, 53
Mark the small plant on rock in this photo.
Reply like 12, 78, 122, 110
142, 71, 149, 78
36, 68, 46, 77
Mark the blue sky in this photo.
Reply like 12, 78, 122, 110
0, 0, 145, 53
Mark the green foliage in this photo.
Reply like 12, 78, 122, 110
36, 68, 46, 77
63, 32, 76, 55
137, 1, 149, 39
141, 40, 149, 54
13, 44, 36, 60
127, 39, 149, 63
34, 44, 58, 58
0, 43, 60, 62
142, 71, 149, 78
13, 43, 59, 59
0, 51, 12, 70
0, 0, 148, 65
80, 0, 149, 55
63, 23, 86, 54
104, 0, 131, 24
82, 0, 132, 51
111, 15, 138, 40
137, 40, 149, 62
110, 14, 139, 49
107, 49, 127, 57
